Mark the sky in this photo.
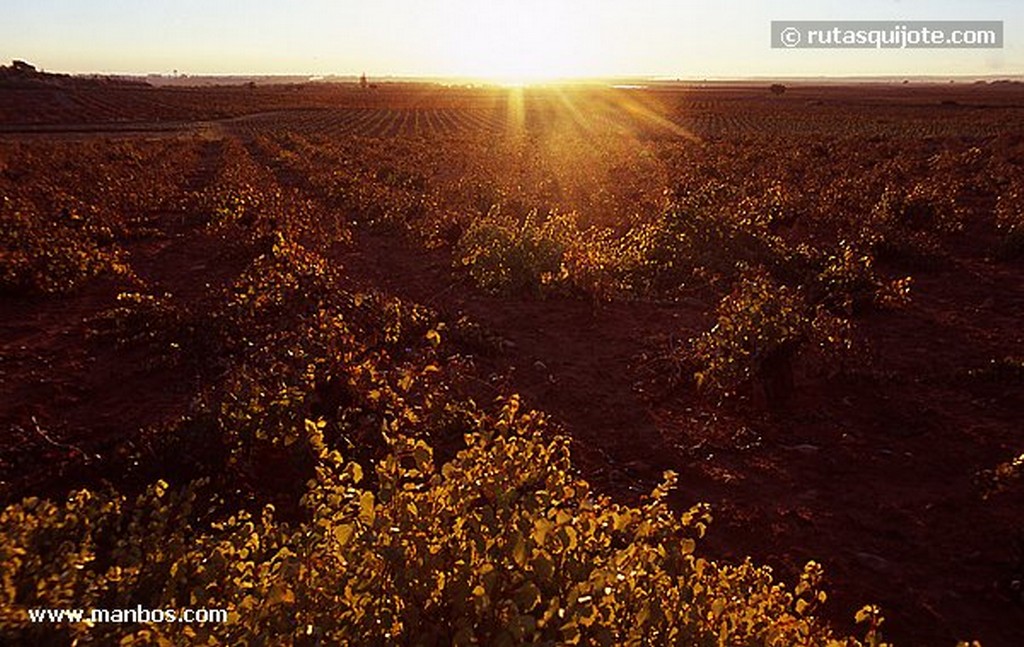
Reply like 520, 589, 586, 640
0, 0, 1021, 80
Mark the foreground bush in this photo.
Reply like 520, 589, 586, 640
456, 208, 573, 295
0, 396, 895, 646
690, 270, 850, 405
0, 201, 131, 295
860, 185, 963, 265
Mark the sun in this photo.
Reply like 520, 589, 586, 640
443, 2, 607, 84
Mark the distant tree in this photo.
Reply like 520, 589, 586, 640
360, 72, 368, 90
769, 83, 786, 95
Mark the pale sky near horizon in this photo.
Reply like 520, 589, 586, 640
0, 1, 1020, 80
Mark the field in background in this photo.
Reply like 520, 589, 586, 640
2, 82, 1024, 645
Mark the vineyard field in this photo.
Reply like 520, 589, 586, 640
2, 82, 1024, 646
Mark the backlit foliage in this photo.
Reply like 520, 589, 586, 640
3, 397, 891, 646
690, 270, 850, 403
861, 185, 963, 265
814, 242, 913, 314
0, 199, 131, 294
456, 208, 575, 295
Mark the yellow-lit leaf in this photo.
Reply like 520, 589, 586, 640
267, 584, 295, 607
334, 524, 354, 547
358, 492, 375, 525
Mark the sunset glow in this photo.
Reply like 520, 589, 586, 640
1, 0, 1020, 79
439, 2, 609, 84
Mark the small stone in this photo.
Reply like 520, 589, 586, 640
785, 443, 820, 455
854, 552, 893, 575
